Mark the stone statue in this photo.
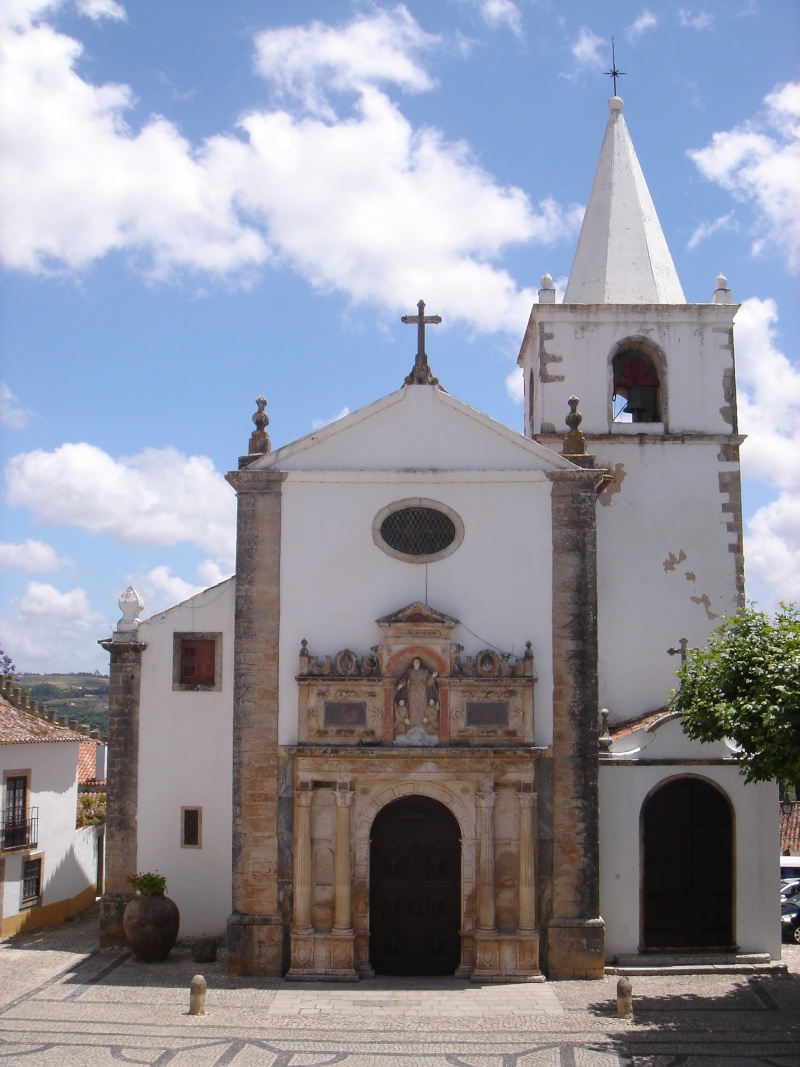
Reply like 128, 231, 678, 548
394, 657, 439, 746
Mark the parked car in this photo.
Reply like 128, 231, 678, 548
781, 878, 800, 903
780, 901, 800, 944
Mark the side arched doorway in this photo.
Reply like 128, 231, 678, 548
369, 795, 461, 975
642, 777, 734, 951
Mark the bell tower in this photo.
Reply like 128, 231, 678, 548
518, 96, 744, 723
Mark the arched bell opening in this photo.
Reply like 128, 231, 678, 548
610, 337, 667, 425
369, 795, 461, 975
640, 776, 735, 952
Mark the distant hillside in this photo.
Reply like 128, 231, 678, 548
14, 672, 109, 738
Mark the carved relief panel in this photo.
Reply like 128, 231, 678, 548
297, 602, 536, 747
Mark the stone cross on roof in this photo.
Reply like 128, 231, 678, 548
402, 299, 442, 385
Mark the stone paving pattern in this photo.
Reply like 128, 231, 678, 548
1, 906, 799, 1065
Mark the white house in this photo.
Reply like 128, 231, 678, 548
99, 96, 779, 978
1, 692, 99, 936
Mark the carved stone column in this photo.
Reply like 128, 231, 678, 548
517, 790, 537, 932
293, 789, 314, 934
333, 787, 355, 933
476, 787, 497, 933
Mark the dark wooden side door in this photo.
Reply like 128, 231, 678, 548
643, 777, 734, 951
369, 796, 461, 975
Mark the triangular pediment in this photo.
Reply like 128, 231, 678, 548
376, 602, 460, 629
244, 384, 576, 474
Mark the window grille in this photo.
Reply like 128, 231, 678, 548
380, 507, 456, 557
22, 857, 41, 902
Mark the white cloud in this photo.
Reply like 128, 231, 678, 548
568, 27, 607, 77
0, 539, 72, 572
312, 406, 351, 431
75, 0, 125, 21
733, 297, 800, 609
688, 81, 800, 272
626, 11, 658, 40
17, 579, 101, 620
132, 560, 233, 618
686, 210, 737, 251
466, 0, 523, 38
253, 7, 439, 119
0, 6, 580, 333
678, 9, 713, 30
0, 579, 107, 672
0, 382, 32, 428
505, 366, 524, 403
5, 443, 236, 564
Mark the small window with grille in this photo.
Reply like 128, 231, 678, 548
181, 807, 202, 848
373, 499, 464, 563
21, 856, 42, 905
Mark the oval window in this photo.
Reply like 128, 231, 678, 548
373, 500, 464, 563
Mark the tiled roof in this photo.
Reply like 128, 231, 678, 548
781, 803, 800, 855
609, 707, 672, 739
0, 696, 84, 744
78, 739, 106, 784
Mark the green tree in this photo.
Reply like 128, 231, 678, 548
671, 604, 800, 785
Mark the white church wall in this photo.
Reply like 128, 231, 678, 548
599, 765, 780, 960
135, 580, 235, 936
595, 439, 739, 722
278, 473, 555, 747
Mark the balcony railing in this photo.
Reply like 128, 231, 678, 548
1, 807, 38, 850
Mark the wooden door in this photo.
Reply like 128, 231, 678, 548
369, 796, 461, 975
643, 777, 734, 951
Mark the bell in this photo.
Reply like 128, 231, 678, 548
623, 387, 646, 414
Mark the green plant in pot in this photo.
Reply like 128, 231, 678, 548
123, 871, 180, 962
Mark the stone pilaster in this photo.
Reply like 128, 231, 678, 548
517, 790, 537, 933
333, 787, 355, 933
225, 468, 286, 976
476, 787, 497, 932
292, 789, 314, 934
546, 470, 605, 978
98, 637, 145, 947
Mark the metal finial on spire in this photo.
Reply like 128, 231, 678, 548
604, 38, 625, 96
401, 299, 442, 385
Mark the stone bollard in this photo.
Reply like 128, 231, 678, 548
616, 975, 632, 1017
189, 974, 207, 1016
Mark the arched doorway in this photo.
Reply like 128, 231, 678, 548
369, 795, 461, 975
642, 777, 734, 951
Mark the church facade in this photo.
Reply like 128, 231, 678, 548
99, 98, 779, 980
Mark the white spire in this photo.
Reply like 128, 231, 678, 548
564, 97, 685, 304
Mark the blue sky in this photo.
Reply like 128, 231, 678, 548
1, 0, 798, 672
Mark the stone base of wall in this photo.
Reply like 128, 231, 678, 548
226, 914, 284, 976
2, 884, 98, 939
286, 929, 358, 981
471, 930, 543, 982
99, 892, 133, 947
546, 918, 605, 979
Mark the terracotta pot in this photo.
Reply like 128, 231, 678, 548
123, 894, 180, 962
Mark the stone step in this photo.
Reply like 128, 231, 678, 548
609, 952, 785, 976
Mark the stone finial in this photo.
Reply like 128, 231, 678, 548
563, 396, 586, 455
115, 587, 143, 638
248, 395, 271, 455
713, 272, 732, 304
538, 271, 556, 303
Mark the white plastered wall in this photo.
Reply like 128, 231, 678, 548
1, 740, 86, 921
135, 579, 235, 936
600, 759, 780, 961
277, 472, 555, 748
595, 438, 740, 721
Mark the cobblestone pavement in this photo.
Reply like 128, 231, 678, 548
1, 906, 799, 1066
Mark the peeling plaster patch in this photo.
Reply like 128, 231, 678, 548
691, 593, 719, 620
663, 549, 687, 572
598, 463, 626, 506
685, 572, 696, 581
719, 466, 745, 608
720, 365, 737, 429
538, 324, 564, 384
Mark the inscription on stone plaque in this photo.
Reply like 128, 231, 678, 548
323, 701, 367, 727
465, 700, 509, 727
